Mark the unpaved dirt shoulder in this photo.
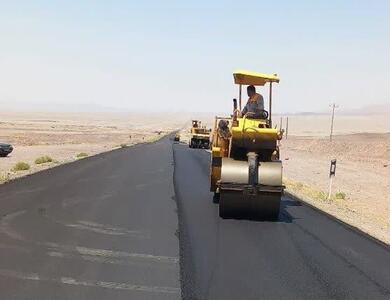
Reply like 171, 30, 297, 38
284, 188, 390, 246
281, 134, 390, 245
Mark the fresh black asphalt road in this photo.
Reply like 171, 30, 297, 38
0, 138, 180, 300
173, 141, 390, 300
0, 135, 389, 300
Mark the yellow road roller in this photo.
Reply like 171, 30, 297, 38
189, 120, 211, 149
210, 70, 284, 220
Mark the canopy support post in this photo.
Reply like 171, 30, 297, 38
239, 84, 242, 111
269, 82, 273, 127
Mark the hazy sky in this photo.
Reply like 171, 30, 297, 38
1, 1, 389, 113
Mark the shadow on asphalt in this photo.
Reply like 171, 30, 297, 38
278, 198, 301, 223
213, 198, 300, 224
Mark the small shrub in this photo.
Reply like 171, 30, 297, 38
120, 143, 128, 148
336, 192, 346, 200
318, 191, 328, 201
35, 155, 53, 164
0, 173, 10, 183
13, 162, 30, 171
76, 152, 88, 158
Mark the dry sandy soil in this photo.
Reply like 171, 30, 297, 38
0, 112, 185, 182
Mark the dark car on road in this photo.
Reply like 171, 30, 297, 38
0, 143, 13, 157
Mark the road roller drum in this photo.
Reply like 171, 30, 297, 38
220, 158, 282, 186
218, 157, 282, 219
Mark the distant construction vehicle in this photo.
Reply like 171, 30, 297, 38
189, 120, 211, 149
210, 70, 284, 220
174, 133, 180, 142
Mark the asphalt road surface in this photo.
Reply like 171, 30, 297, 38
173, 142, 390, 300
0, 136, 389, 300
0, 138, 180, 300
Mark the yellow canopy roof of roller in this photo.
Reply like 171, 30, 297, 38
233, 70, 280, 86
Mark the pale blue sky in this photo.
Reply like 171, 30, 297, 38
0, 1, 389, 113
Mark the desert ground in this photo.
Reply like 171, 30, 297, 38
0, 112, 186, 182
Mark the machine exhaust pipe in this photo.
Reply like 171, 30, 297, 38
233, 98, 238, 125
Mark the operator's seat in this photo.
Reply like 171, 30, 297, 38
244, 109, 269, 120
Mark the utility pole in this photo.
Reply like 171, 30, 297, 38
286, 117, 289, 139
329, 103, 338, 142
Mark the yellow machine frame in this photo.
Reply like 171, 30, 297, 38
210, 70, 283, 219
210, 70, 281, 192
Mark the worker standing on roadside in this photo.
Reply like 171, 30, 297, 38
241, 85, 265, 118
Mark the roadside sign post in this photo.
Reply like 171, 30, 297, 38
327, 159, 337, 199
